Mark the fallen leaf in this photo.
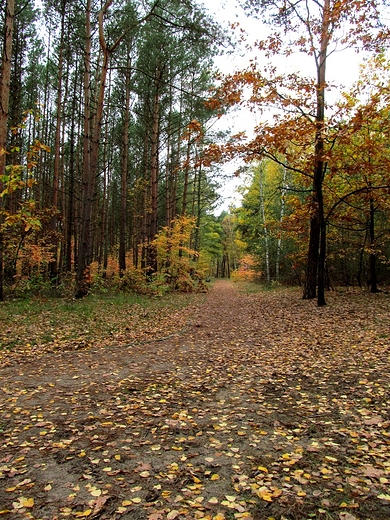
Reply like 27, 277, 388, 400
377, 494, 390, 501
19, 497, 34, 508
74, 510, 92, 518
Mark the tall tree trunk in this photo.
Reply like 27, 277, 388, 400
368, 195, 378, 293
0, 0, 15, 301
165, 80, 173, 227
259, 163, 270, 284
64, 62, 79, 273
276, 165, 287, 280
145, 68, 162, 275
150, 73, 161, 240
75, 0, 92, 297
303, 0, 330, 306
76, 0, 118, 296
119, 54, 131, 275
181, 136, 191, 217
194, 162, 202, 255
49, 1, 66, 281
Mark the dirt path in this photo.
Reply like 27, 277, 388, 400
1, 280, 390, 520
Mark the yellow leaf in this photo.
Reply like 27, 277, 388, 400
167, 511, 180, 520
257, 466, 268, 473
131, 497, 142, 503
122, 500, 132, 506
213, 514, 226, 520
378, 494, 390, 501
20, 497, 34, 508
90, 488, 102, 497
257, 491, 273, 502
114, 454, 121, 460
211, 474, 220, 480
208, 497, 219, 504
74, 510, 92, 518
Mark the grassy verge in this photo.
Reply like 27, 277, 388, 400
0, 290, 206, 360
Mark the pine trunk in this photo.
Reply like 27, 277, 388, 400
119, 56, 131, 275
0, 0, 15, 301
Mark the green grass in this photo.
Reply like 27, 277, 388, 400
0, 289, 205, 354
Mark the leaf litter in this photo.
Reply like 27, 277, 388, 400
0, 281, 390, 519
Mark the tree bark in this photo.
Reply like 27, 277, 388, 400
76, 0, 118, 296
75, 0, 92, 297
276, 165, 287, 280
119, 53, 131, 275
259, 163, 270, 284
0, 0, 15, 301
303, 0, 330, 306
150, 69, 162, 241
368, 196, 378, 293
49, 1, 66, 281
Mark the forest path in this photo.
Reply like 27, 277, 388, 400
1, 281, 390, 519
1, 279, 261, 386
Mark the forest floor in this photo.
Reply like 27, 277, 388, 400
1, 280, 390, 520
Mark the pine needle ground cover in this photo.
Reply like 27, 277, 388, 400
0, 281, 390, 520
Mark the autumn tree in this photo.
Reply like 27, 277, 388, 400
324, 57, 390, 290
213, 0, 389, 304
